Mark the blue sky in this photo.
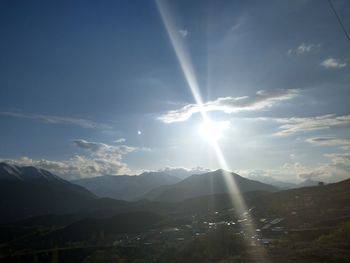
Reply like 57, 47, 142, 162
0, 0, 349, 182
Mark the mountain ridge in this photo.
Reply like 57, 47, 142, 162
0, 162, 96, 223
141, 169, 278, 202
72, 171, 182, 201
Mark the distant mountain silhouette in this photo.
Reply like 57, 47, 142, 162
141, 169, 277, 202
246, 176, 324, 190
72, 171, 181, 201
0, 162, 96, 223
246, 175, 296, 189
156, 167, 211, 180
296, 178, 320, 188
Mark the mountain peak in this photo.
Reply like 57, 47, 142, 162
142, 170, 277, 202
297, 178, 319, 188
0, 162, 63, 183
195, 169, 241, 179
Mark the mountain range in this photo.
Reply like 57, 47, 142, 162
71, 167, 210, 201
1, 163, 349, 263
72, 172, 181, 201
246, 174, 322, 189
72, 169, 278, 202
0, 162, 329, 224
0, 163, 278, 223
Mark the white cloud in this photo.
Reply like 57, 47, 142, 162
114, 138, 126, 144
275, 114, 350, 136
0, 111, 111, 130
2, 156, 131, 180
241, 152, 350, 183
297, 170, 325, 180
2, 139, 146, 180
298, 153, 350, 182
324, 152, 350, 165
178, 29, 189, 38
306, 137, 350, 149
320, 57, 346, 69
159, 89, 299, 123
73, 139, 136, 159
239, 162, 307, 183
287, 43, 320, 55
294, 152, 350, 182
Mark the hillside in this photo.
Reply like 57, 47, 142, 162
46, 211, 163, 244
249, 178, 350, 227
0, 162, 96, 223
141, 169, 277, 202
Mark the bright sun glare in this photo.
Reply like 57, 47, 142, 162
199, 120, 227, 143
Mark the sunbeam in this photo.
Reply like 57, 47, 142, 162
156, 1, 270, 262
156, 0, 204, 109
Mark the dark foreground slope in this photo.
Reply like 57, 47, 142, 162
45, 211, 163, 244
250, 178, 350, 227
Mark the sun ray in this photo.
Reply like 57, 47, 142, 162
156, 1, 270, 261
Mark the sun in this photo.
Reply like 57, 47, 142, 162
198, 119, 228, 143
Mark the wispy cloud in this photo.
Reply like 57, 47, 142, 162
287, 43, 320, 55
306, 137, 350, 149
73, 139, 137, 159
324, 152, 350, 165
275, 114, 350, 136
241, 151, 350, 183
320, 57, 346, 69
298, 153, 350, 182
159, 89, 299, 123
0, 111, 111, 130
2, 155, 131, 180
297, 170, 325, 180
178, 29, 189, 38
114, 138, 126, 144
